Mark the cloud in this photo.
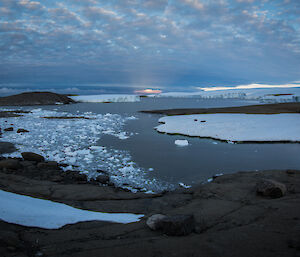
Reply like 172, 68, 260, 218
0, 0, 299, 91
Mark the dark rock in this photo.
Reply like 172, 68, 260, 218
59, 163, 69, 168
286, 170, 296, 175
146, 214, 195, 236
201, 120, 206, 122
0, 142, 17, 154
17, 128, 29, 133
95, 174, 110, 184
72, 173, 87, 181
97, 169, 109, 175
0, 92, 75, 106
287, 239, 300, 250
256, 179, 287, 198
21, 152, 45, 162
0, 159, 21, 170
51, 175, 64, 182
0, 231, 19, 246
146, 214, 167, 230
37, 161, 59, 170
20, 161, 36, 167
4, 127, 13, 131
160, 215, 195, 236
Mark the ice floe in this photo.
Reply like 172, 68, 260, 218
70, 94, 140, 103
156, 113, 300, 142
1, 108, 171, 192
175, 139, 189, 146
0, 189, 143, 229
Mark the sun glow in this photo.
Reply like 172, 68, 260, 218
135, 89, 162, 94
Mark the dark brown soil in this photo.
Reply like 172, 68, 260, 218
0, 92, 75, 106
0, 163, 299, 257
141, 102, 300, 115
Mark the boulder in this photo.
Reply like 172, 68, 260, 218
71, 172, 87, 182
4, 127, 13, 131
0, 159, 21, 170
17, 128, 29, 133
160, 215, 195, 236
21, 152, 45, 162
256, 179, 287, 198
96, 174, 110, 184
37, 161, 59, 170
146, 214, 195, 236
146, 214, 167, 231
0, 142, 16, 154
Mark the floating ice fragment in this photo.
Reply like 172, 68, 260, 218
179, 182, 192, 189
175, 139, 189, 146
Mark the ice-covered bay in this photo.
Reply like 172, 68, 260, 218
1, 108, 167, 192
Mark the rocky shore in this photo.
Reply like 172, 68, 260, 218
141, 102, 300, 115
1, 100, 300, 256
0, 149, 299, 257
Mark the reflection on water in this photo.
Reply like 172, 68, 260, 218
40, 98, 300, 186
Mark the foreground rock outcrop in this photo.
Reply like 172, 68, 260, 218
0, 157, 299, 257
0, 92, 74, 106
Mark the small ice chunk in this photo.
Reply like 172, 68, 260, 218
175, 139, 189, 146
179, 182, 192, 189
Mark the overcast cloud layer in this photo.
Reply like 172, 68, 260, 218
0, 0, 299, 93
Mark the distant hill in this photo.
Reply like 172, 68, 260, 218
0, 92, 75, 106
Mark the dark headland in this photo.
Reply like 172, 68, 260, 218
0, 92, 74, 106
0, 96, 300, 257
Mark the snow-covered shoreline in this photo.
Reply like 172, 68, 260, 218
0, 189, 143, 229
156, 113, 300, 143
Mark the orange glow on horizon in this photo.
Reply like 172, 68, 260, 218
135, 89, 162, 94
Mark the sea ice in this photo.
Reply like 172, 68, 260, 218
0, 189, 143, 229
175, 139, 189, 146
157, 114, 300, 142
1, 108, 171, 192
70, 94, 140, 103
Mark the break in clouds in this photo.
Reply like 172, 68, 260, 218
0, 0, 300, 91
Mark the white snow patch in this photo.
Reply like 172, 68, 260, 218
0, 189, 143, 229
157, 114, 300, 142
175, 139, 189, 146
70, 94, 140, 103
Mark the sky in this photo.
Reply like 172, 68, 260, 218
0, 0, 300, 95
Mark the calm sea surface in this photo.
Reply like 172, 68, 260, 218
41, 98, 300, 187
